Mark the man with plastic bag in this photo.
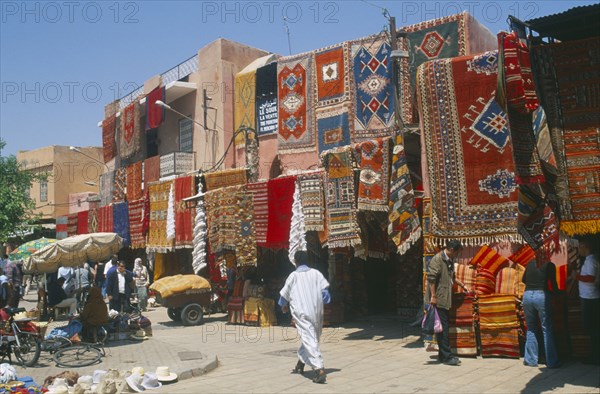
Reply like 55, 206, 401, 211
424, 240, 469, 366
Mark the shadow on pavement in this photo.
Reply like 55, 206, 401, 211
521, 361, 600, 393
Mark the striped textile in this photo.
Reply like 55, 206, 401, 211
454, 263, 476, 293
227, 296, 245, 324
495, 264, 526, 298
77, 211, 88, 235
56, 216, 68, 239
475, 268, 496, 296
478, 294, 519, 330
126, 161, 143, 201
449, 294, 477, 356
509, 244, 536, 266
97, 205, 113, 233
247, 181, 269, 246
480, 328, 520, 358
128, 198, 145, 249
470, 245, 510, 275
67, 214, 78, 237
298, 172, 325, 231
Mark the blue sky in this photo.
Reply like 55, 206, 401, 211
1, 0, 595, 156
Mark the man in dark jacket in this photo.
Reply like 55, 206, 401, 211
425, 240, 467, 366
106, 261, 134, 312
47, 277, 77, 315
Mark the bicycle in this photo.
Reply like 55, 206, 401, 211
0, 307, 42, 367
44, 325, 108, 368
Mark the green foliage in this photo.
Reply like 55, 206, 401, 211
0, 140, 44, 242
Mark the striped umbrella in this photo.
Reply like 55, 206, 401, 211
9, 238, 56, 261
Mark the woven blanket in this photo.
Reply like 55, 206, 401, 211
147, 180, 173, 252
400, 13, 467, 123
174, 175, 195, 248
146, 87, 165, 130
243, 297, 260, 324
77, 210, 88, 235
266, 176, 296, 249
120, 101, 141, 159
454, 263, 476, 293
235, 190, 257, 266
247, 181, 268, 246
256, 62, 278, 137
128, 198, 145, 249
144, 156, 160, 188
518, 203, 559, 250
323, 148, 361, 248
113, 201, 130, 247
97, 205, 113, 233
315, 43, 350, 107
100, 171, 114, 207
278, 52, 316, 153
102, 115, 117, 163
234, 70, 257, 146
350, 34, 395, 140
204, 168, 247, 191
317, 103, 352, 154
56, 216, 67, 239
531, 37, 600, 235
66, 214, 78, 237
469, 245, 510, 275
532, 108, 557, 168
509, 244, 535, 267
113, 167, 126, 203
449, 293, 477, 356
126, 161, 143, 201
475, 268, 496, 296
480, 328, 520, 358
353, 137, 390, 211
495, 264, 525, 298
205, 185, 243, 253
388, 133, 421, 255
418, 51, 519, 245
298, 172, 325, 231
87, 208, 98, 234
478, 294, 519, 330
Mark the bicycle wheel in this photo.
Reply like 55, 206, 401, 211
53, 345, 102, 368
13, 335, 41, 367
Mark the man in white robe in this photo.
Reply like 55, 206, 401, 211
279, 250, 331, 384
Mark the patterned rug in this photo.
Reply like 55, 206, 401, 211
144, 156, 161, 188
234, 70, 257, 146
204, 168, 247, 191
518, 203, 559, 250
205, 185, 244, 253
278, 52, 316, 153
418, 51, 519, 245
174, 175, 195, 248
388, 132, 421, 255
147, 180, 173, 252
66, 214, 78, 237
77, 210, 88, 235
102, 115, 117, 163
322, 148, 361, 248
350, 34, 395, 140
97, 205, 113, 233
113, 167, 126, 203
235, 190, 257, 266
317, 103, 352, 154
100, 171, 114, 207
87, 208, 98, 234
353, 137, 390, 211
146, 87, 165, 130
266, 176, 296, 249
478, 294, 520, 358
113, 201, 130, 247
126, 161, 143, 201
531, 37, 600, 235
449, 293, 477, 356
128, 198, 145, 249
256, 62, 278, 137
298, 171, 325, 231
400, 13, 468, 124
247, 181, 268, 246
120, 101, 141, 159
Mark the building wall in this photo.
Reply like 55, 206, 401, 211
17, 145, 103, 219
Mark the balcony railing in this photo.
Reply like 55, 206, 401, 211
118, 54, 199, 110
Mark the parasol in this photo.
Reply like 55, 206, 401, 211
9, 237, 56, 261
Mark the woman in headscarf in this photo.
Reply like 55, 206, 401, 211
133, 258, 149, 311
79, 286, 108, 341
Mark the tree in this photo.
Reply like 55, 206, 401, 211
0, 139, 44, 242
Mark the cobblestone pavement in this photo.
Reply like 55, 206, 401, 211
11, 295, 600, 393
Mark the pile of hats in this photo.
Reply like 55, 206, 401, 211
44, 366, 177, 393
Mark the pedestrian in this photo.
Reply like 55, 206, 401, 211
577, 236, 600, 365
425, 240, 468, 366
102, 255, 118, 298
106, 261, 134, 313
278, 250, 331, 384
57, 266, 76, 297
522, 259, 560, 368
47, 277, 78, 316
79, 286, 109, 341
74, 263, 94, 305
133, 258, 149, 311
3, 259, 23, 307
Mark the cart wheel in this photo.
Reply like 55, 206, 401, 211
167, 307, 182, 321
181, 304, 204, 326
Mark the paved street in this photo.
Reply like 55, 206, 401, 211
12, 294, 600, 393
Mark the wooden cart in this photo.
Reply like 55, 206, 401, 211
156, 290, 212, 326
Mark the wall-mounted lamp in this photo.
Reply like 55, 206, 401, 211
155, 100, 206, 129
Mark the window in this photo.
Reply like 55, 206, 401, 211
39, 179, 48, 202
179, 118, 193, 153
